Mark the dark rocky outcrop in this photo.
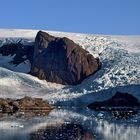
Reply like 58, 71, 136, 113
0, 96, 53, 115
30, 31, 101, 85
30, 123, 96, 140
0, 31, 101, 85
88, 92, 140, 119
0, 42, 34, 66
88, 92, 140, 110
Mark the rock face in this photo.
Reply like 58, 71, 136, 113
0, 31, 100, 85
88, 92, 140, 110
30, 31, 101, 85
0, 96, 53, 114
0, 42, 34, 65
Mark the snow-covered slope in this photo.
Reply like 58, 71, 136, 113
0, 29, 140, 106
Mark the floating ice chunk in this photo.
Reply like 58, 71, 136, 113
11, 123, 24, 128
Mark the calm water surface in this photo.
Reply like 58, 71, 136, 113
0, 107, 140, 140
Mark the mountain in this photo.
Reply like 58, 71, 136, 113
30, 31, 100, 85
0, 29, 140, 106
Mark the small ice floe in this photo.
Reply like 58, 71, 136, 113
133, 120, 138, 123
0, 106, 2, 112
11, 123, 24, 128
97, 113, 104, 118
57, 106, 61, 109
19, 112, 25, 115
64, 121, 70, 124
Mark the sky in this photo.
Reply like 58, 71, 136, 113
0, 0, 140, 35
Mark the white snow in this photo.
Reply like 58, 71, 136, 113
0, 55, 31, 73
0, 29, 140, 106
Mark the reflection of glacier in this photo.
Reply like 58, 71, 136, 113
97, 120, 140, 140
0, 108, 140, 140
0, 29, 140, 105
38, 109, 140, 140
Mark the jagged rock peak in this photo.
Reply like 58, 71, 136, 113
31, 31, 101, 85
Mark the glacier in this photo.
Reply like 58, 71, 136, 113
0, 29, 140, 106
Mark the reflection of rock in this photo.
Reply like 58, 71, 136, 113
30, 31, 101, 85
0, 96, 53, 116
88, 92, 140, 110
30, 123, 96, 140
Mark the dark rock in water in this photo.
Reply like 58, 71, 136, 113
0, 42, 34, 66
0, 96, 53, 115
88, 92, 140, 110
0, 98, 14, 113
3, 104, 13, 113
30, 123, 96, 140
17, 96, 54, 111
88, 92, 140, 119
30, 31, 101, 85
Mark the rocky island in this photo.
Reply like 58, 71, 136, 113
0, 96, 54, 116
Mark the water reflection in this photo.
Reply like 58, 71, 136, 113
30, 123, 96, 140
110, 107, 138, 119
96, 119, 140, 140
0, 108, 140, 140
